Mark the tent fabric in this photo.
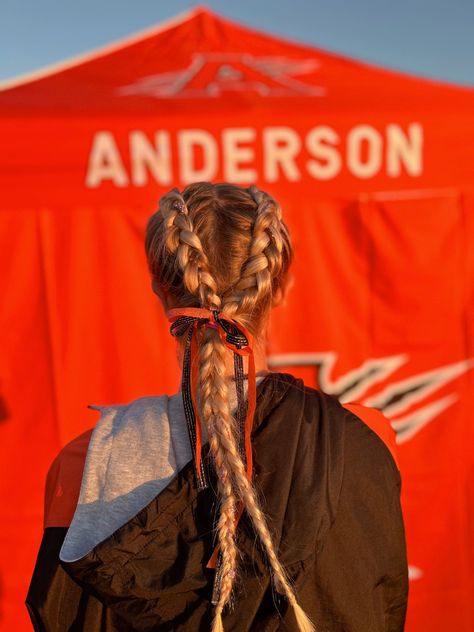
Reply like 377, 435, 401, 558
0, 7, 473, 631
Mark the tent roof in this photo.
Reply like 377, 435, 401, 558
1, 6, 473, 116
1, 7, 473, 206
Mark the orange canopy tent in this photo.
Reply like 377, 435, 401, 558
1, 7, 473, 630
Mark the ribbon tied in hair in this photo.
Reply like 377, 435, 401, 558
168, 307, 257, 590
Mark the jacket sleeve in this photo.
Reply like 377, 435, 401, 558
25, 430, 125, 631
25, 527, 122, 632
300, 406, 409, 632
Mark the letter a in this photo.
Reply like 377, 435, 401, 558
85, 131, 129, 188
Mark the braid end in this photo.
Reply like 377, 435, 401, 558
212, 609, 224, 632
292, 601, 316, 632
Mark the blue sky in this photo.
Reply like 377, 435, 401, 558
1, 0, 473, 87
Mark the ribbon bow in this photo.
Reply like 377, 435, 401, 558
167, 307, 256, 490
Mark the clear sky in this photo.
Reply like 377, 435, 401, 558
1, 0, 473, 87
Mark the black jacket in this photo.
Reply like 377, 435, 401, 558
26, 373, 409, 631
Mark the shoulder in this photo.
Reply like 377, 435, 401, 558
44, 428, 93, 528
258, 375, 398, 474
44, 395, 169, 528
302, 384, 399, 473
339, 398, 402, 504
341, 401, 399, 469
299, 386, 402, 538
85, 395, 170, 454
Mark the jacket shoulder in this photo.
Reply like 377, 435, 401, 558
342, 401, 399, 469
302, 385, 399, 470
44, 428, 93, 528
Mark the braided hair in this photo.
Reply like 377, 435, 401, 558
145, 183, 314, 632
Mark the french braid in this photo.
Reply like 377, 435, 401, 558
157, 189, 219, 307
222, 186, 291, 320
145, 183, 314, 632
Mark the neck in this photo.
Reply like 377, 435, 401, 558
253, 342, 270, 377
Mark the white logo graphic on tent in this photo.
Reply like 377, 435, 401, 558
117, 53, 325, 98
268, 352, 474, 443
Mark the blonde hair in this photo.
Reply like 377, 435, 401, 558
145, 183, 314, 632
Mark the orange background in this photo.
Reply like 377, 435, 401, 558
1, 8, 474, 631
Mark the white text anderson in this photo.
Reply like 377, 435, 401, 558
85, 124, 423, 188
